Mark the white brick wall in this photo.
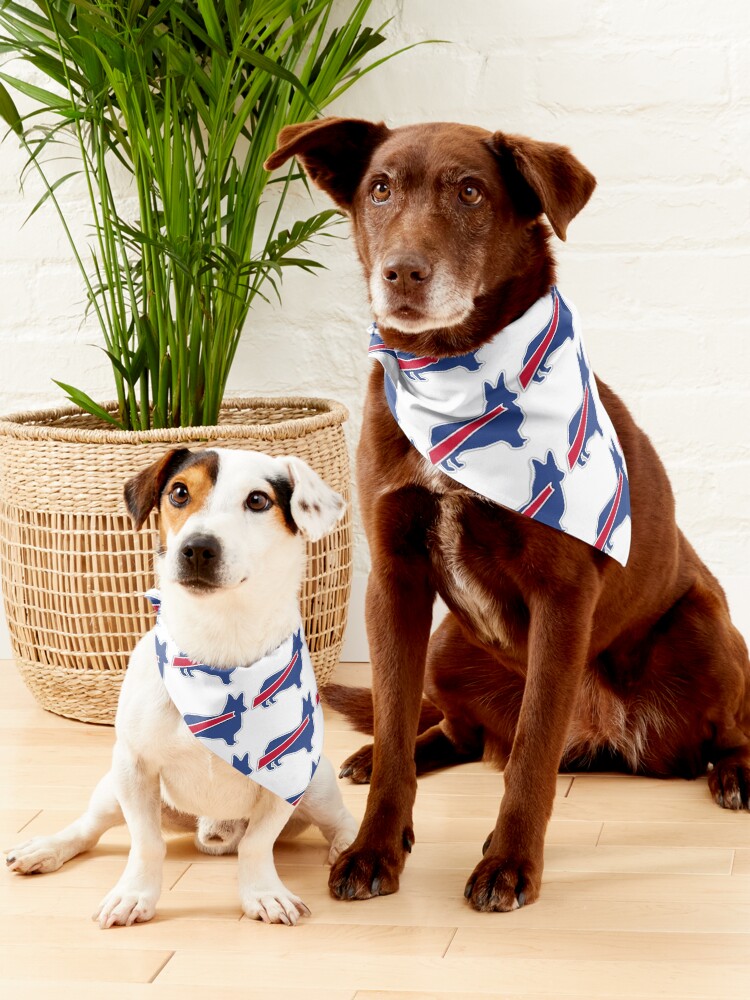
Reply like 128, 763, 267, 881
1, 0, 748, 658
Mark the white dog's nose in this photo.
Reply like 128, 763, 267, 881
180, 534, 220, 571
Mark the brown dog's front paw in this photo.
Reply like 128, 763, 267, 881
328, 836, 410, 900
708, 756, 750, 810
464, 853, 541, 912
338, 744, 374, 784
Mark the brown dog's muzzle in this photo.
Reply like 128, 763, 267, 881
381, 253, 432, 290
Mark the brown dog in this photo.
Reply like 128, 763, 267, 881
266, 118, 750, 912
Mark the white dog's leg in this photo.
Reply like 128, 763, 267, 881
238, 791, 308, 925
94, 742, 165, 929
6, 771, 124, 875
295, 755, 358, 863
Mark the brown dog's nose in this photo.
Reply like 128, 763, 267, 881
382, 254, 432, 286
180, 534, 220, 570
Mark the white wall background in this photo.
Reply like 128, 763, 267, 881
0, 0, 748, 658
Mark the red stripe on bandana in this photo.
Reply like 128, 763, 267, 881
594, 473, 624, 550
398, 356, 438, 371
521, 483, 555, 519
188, 710, 235, 735
258, 716, 309, 770
519, 294, 560, 390
252, 652, 299, 708
567, 386, 590, 469
428, 404, 507, 465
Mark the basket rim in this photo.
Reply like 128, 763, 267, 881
0, 395, 349, 444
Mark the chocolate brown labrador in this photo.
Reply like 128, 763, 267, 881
266, 118, 750, 912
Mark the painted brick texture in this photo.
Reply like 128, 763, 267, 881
0, 0, 748, 651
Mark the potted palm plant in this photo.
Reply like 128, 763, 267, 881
0, 0, 412, 722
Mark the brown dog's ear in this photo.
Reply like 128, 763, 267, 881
486, 132, 596, 240
124, 448, 191, 530
265, 116, 391, 209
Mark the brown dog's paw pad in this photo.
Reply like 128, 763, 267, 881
464, 854, 540, 913
708, 758, 750, 810
339, 744, 374, 784
328, 844, 404, 901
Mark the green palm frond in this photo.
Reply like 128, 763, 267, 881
0, 0, 433, 428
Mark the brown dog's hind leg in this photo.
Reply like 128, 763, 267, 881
340, 721, 484, 785
339, 614, 486, 784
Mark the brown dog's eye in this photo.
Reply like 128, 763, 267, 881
458, 185, 483, 206
370, 181, 391, 204
169, 482, 190, 507
246, 491, 272, 512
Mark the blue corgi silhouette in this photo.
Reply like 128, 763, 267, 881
520, 451, 566, 531
258, 693, 316, 771
184, 692, 246, 746
595, 444, 631, 553
231, 752, 253, 776
518, 288, 575, 389
253, 631, 304, 708
369, 336, 482, 382
566, 345, 603, 469
179, 663, 236, 685
155, 636, 168, 679
394, 350, 483, 381
427, 373, 526, 471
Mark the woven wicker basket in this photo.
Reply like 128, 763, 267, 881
0, 397, 352, 724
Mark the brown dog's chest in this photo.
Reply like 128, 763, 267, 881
427, 488, 530, 658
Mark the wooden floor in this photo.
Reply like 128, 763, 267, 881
2, 660, 750, 999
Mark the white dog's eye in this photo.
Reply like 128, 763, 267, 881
245, 491, 272, 512
169, 482, 190, 507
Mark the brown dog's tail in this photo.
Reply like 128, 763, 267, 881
322, 683, 443, 736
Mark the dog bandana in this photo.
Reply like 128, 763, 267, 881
369, 287, 631, 565
145, 591, 323, 806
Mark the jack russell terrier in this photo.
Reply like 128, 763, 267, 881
5, 447, 358, 926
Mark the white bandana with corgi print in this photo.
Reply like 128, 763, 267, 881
369, 287, 631, 566
146, 590, 323, 805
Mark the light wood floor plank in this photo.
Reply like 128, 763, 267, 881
447, 927, 750, 963
0, 808, 41, 843
354, 994, 724, 1000
3, 854, 191, 891
6, 985, 353, 1000
563, 775, 731, 821
156, 952, 750, 995
733, 849, 750, 874
0, 944, 173, 984
0, 914, 452, 957
600, 820, 750, 848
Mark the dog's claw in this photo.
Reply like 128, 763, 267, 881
371, 876, 381, 895
463, 853, 540, 912
339, 766, 353, 778
402, 829, 414, 853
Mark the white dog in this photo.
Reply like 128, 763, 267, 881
6, 447, 358, 927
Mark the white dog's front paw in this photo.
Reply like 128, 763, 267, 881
5, 836, 66, 875
241, 883, 311, 925
94, 884, 159, 928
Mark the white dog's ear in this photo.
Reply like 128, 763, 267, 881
280, 456, 346, 542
